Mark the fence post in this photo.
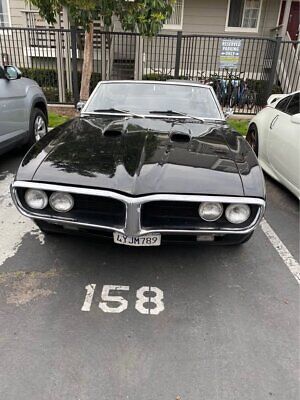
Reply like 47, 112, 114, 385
134, 35, 144, 80
55, 29, 66, 103
101, 33, 107, 80
63, 8, 72, 95
174, 31, 182, 79
70, 26, 79, 105
267, 36, 282, 98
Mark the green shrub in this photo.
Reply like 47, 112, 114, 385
143, 73, 170, 81
40, 87, 72, 103
77, 71, 101, 93
21, 67, 58, 87
245, 79, 283, 106
43, 87, 59, 102
20, 67, 282, 106
142, 73, 188, 81
20, 67, 101, 102
271, 84, 282, 94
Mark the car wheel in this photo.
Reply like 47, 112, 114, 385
28, 108, 48, 146
246, 124, 259, 156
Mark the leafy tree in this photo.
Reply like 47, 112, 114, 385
28, 0, 175, 100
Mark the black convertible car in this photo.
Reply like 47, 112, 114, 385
11, 81, 265, 246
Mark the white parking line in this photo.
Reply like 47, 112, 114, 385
260, 218, 300, 284
0, 173, 45, 267
1, 170, 299, 285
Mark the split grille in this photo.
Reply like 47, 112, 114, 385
71, 193, 126, 226
141, 200, 259, 230
141, 201, 202, 229
16, 186, 262, 232
17, 188, 126, 227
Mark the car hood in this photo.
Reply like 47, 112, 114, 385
19, 116, 246, 196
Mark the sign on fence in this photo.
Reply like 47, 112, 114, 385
220, 39, 243, 69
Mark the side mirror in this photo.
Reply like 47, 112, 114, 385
4, 65, 22, 80
76, 101, 86, 112
224, 108, 234, 119
291, 113, 300, 124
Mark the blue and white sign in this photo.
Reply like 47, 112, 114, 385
220, 39, 243, 68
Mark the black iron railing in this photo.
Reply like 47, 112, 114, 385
0, 27, 299, 113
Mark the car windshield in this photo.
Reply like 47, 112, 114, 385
85, 82, 222, 119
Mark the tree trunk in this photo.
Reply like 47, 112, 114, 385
80, 22, 94, 101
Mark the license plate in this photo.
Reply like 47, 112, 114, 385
113, 232, 161, 247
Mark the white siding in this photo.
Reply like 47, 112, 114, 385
7, 0, 282, 36
7, 0, 27, 27
182, 0, 228, 34
261, 0, 282, 35
178, 0, 281, 36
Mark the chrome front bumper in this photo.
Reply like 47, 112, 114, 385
11, 181, 266, 236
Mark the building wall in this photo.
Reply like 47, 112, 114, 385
261, 0, 282, 35
163, 0, 281, 37
181, 0, 228, 34
7, 0, 27, 27
8, 0, 282, 36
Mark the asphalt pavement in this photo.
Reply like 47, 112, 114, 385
0, 149, 299, 400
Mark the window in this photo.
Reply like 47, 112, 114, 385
275, 95, 292, 113
0, 0, 10, 27
225, 0, 262, 32
163, 0, 184, 30
286, 93, 300, 116
86, 82, 222, 119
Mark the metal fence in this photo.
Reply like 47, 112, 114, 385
0, 27, 299, 114
276, 38, 300, 93
0, 27, 75, 103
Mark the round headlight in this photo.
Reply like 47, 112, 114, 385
199, 202, 223, 221
49, 192, 74, 212
225, 203, 250, 224
25, 189, 48, 209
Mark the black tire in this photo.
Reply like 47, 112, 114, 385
246, 124, 259, 156
27, 108, 48, 147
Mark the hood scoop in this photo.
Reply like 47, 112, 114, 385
103, 119, 128, 137
103, 129, 123, 137
169, 124, 191, 143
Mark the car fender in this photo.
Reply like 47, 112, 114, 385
26, 89, 48, 131
248, 106, 274, 164
225, 129, 266, 199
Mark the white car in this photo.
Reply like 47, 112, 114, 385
246, 91, 300, 199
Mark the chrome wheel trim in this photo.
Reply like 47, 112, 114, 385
34, 115, 47, 142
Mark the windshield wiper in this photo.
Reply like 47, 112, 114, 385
149, 110, 204, 123
90, 108, 144, 118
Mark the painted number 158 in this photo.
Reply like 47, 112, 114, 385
81, 284, 165, 315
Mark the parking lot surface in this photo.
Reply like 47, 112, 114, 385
0, 150, 299, 400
